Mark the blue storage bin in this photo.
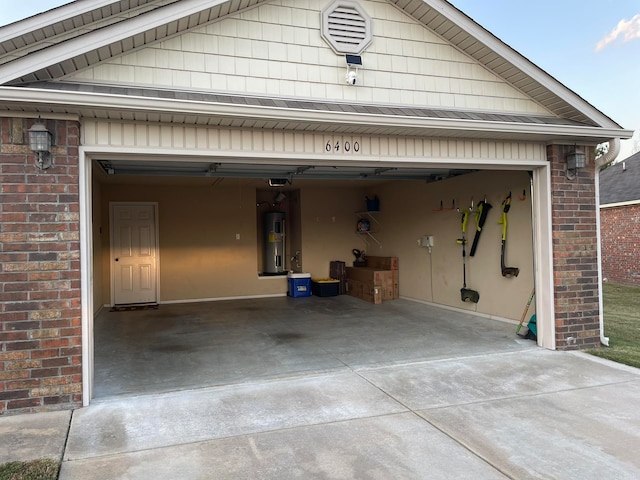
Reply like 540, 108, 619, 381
288, 273, 312, 297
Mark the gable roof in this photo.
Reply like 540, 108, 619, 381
600, 152, 640, 205
0, 0, 633, 142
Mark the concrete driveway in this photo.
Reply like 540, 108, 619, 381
3, 298, 640, 478
27, 349, 640, 479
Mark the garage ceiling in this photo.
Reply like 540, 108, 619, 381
96, 159, 475, 183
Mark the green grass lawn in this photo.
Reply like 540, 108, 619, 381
588, 282, 640, 369
0, 459, 59, 480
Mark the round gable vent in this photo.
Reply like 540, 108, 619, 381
321, 0, 372, 55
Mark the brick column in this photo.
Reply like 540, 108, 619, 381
0, 117, 82, 414
548, 144, 600, 349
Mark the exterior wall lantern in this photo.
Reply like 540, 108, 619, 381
566, 147, 586, 179
28, 120, 53, 169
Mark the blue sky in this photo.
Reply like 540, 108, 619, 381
1, 0, 639, 157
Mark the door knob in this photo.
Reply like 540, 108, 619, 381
115, 258, 119, 262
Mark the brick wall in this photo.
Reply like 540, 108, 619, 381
601, 203, 640, 286
548, 144, 601, 350
0, 117, 82, 414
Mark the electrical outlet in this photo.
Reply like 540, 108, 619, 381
419, 235, 434, 247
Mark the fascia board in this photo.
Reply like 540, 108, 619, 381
0, 0, 229, 85
424, 0, 621, 129
0, 86, 632, 141
0, 0, 119, 44
600, 200, 640, 209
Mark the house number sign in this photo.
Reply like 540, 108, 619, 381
325, 138, 361, 154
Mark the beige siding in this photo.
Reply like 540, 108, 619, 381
68, 0, 550, 115
83, 120, 546, 162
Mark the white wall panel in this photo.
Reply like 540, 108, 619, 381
67, 0, 550, 116
83, 120, 546, 163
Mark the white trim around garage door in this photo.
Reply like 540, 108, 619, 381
78, 144, 555, 406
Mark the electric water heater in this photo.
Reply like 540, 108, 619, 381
263, 211, 286, 274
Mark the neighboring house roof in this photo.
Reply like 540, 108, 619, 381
0, 0, 633, 142
600, 152, 640, 205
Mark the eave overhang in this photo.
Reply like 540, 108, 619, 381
0, 86, 632, 144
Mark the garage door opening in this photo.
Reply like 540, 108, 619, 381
85, 157, 546, 402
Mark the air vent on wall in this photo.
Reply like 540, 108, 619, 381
321, 0, 372, 55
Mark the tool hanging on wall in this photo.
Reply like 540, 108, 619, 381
457, 200, 480, 303
499, 192, 520, 277
469, 197, 493, 257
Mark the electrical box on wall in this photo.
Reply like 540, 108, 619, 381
419, 236, 434, 247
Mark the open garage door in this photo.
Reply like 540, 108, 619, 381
82, 154, 553, 401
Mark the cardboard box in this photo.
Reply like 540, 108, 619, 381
346, 267, 395, 302
365, 256, 399, 271
392, 270, 399, 299
346, 279, 382, 304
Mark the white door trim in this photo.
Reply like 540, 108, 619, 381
79, 148, 93, 406
109, 201, 160, 306
532, 164, 556, 349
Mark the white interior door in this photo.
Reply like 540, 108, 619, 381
111, 203, 158, 305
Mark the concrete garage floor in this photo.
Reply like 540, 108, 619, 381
94, 296, 533, 399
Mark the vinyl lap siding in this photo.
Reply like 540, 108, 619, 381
67, 0, 550, 116
82, 120, 546, 162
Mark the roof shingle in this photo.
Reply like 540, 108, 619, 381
599, 151, 640, 204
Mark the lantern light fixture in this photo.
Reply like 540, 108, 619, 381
28, 120, 53, 169
566, 146, 586, 180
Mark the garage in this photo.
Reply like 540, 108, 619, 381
89, 154, 538, 398
0, 0, 631, 413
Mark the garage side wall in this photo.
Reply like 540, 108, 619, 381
600, 204, 640, 286
0, 117, 82, 415
373, 170, 534, 320
548, 144, 600, 349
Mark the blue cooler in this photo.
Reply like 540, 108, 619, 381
288, 273, 312, 297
